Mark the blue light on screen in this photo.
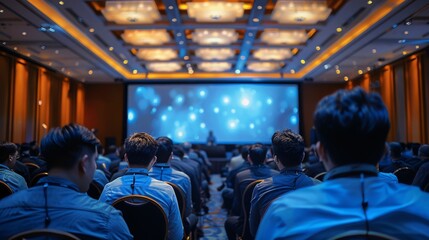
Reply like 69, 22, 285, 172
127, 83, 299, 144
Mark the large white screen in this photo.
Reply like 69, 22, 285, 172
127, 83, 300, 144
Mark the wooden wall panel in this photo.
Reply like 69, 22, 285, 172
61, 79, 71, 125
379, 66, 396, 141
12, 61, 29, 143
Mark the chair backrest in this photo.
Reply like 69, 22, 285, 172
241, 179, 263, 240
0, 180, 13, 200
29, 172, 49, 187
314, 171, 327, 182
393, 167, 415, 185
330, 230, 398, 240
112, 195, 168, 240
87, 181, 103, 200
24, 162, 40, 174
9, 229, 81, 240
166, 182, 186, 219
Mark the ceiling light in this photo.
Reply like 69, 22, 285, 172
102, 1, 160, 24
122, 30, 171, 45
195, 48, 235, 60
272, 0, 332, 24
59, 1, 64, 5
247, 62, 283, 72
358, 70, 363, 74
405, 19, 412, 25
372, 49, 377, 54
147, 62, 182, 72
136, 49, 178, 61
336, 27, 342, 33
88, 70, 93, 75
366, 66, 371, 71
416, 45, 420, 49
109, 47, 114, 51
335, 69, 341, 74
367, 0, 373, 5
315, 46, 321, 51
344, 76, 349, 81
198, 62, 232, 72
22, 32, 27, 36
192, 29, 238, 45
132, 69, 138, 74
235, 69, 241, 74
300, 59, 306, 64
324, 64, 330, 69
0, 9, 4, 13
261, 29, 308, 45
402, 51, 407, 55
123, 60, 128, 64
290, 69, 295, 74
89, 28, 95, 33
404, 31, 409, 35
187, 2, 244, 22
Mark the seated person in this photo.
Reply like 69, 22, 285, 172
0, 142, 28, 193
0, 124, 132, 239
249, 129, 318, 237
256, 87, 429, 239
100, 132, 183, 240
225, 143, 278, 240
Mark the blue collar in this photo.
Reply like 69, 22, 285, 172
280, 166, 303, 175
324, 164, 378, 181
0, 163, 10, 170
125, 168, 149, 176
153, 163, 171, 168
37, 176, 80, 192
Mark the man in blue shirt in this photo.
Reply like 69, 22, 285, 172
0, 124, 132, 239
100, 132, 183, 240
257, 87, 429, 239
249, 129, 318, 237
0, 142, 28, 193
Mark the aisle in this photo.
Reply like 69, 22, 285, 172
199, 174, 228, 239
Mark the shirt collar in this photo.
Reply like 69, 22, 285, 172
153, 163, 171, 168
125, 168, 149, 175
0, 163, 10, 170
280, 166, 303, 174
324, 164, 378, 181
38, 176, 81, 192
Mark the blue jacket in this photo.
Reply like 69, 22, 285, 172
0, 176, 132, 239
0, 164, 27, 193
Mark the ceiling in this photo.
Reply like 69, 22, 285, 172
0, 0, 428, 83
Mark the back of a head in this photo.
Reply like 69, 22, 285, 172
313, 87, 390, 166
40, 123, 100, 171
182, 142, 192, 153
106, 145, 117, 154
156, 136, 173, 163
389, 142, 403, 159
125, 132, 158, 166
271, 129, 305, 167
241, 145, 250, 160
248, 144, 267, 165
173, 145, 185, 159
419, 144, 429, 158
0, 142, 17, 163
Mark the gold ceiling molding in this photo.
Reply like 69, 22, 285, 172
27, 0, 405, 80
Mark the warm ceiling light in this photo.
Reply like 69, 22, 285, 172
187, 2, 244, 22
253, 48, 292, 61
344, 76, 349, 81
198, 62, 232, 72
315, 46, 321, 51
192, 29, 238, 45
195, 48, 235, 60
336, 27, 343, 32
358, 70, 363, 74
136, 49, 178, 61
102, 1, 160, 24
272, 0, 332, 24
123, 60, 128, 64
146, 62, 182, 72
132, 69, 138, 74
122, 30, 170, 45
109, 47, 114, 51
261, 29, 308, 45
300, 59, 306, 64
335, 69, 341, 74
247, 62, 283, 72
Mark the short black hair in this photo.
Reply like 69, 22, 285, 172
124, 132, 158, 166
0, 142, 18, 163
40, 123, 100, 170
271, 129, 305, 167
314, 87, 390, 166
156, 137, 173, 163
248, 144, 267, 165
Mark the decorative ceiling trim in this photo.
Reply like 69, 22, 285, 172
26, 0, 406, 80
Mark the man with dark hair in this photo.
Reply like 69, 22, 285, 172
150, 137, 192, 217
249, 129, 318, 237
225, 143, 278, 240
0, 142, 28, 192
100, 132, 183, 240
0, 124, 132, 239
257, 87, 429, 239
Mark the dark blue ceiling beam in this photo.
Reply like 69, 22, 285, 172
234, 0, 270, 73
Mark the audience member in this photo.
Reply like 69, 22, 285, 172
381, 142, 410, 172
100, 132, 183, 240
249, 130, 318, 237
225, 143, 278, 240
412, 144, 429, 190
0, 142, 28, 192
256, 87, 429, 239
0, 124, 132, 239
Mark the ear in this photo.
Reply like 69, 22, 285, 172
247, 155, 253, 164
78, 154, 89, 174
147, 156, 157, 170
124, 153, 129, 163
316, 141, 335, 170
